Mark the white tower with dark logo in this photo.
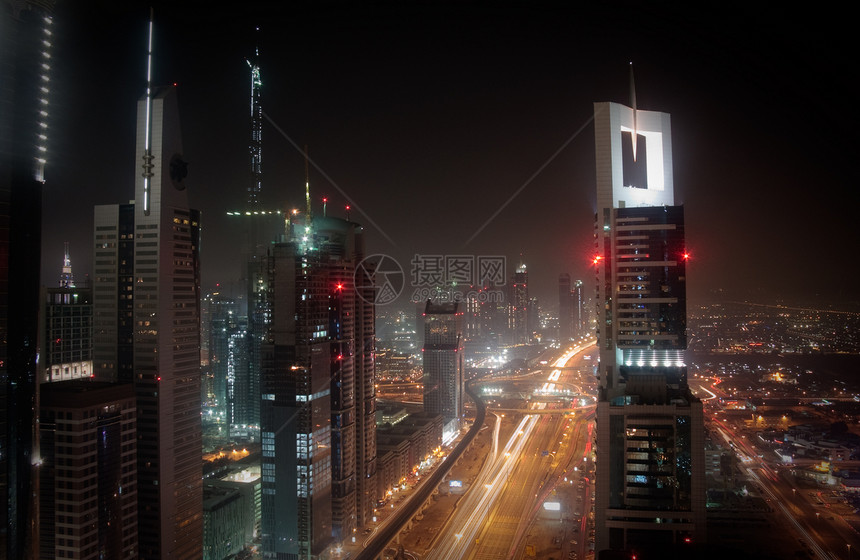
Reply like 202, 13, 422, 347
593, 84, 705, 554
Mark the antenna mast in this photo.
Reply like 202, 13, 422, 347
304, 145, 311, 218
247, 27, 263, 206
60, 242, 74, 288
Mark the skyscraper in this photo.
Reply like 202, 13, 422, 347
38, 381, 138, 560
261, 216, 376, 559
422, 301, 464, 433
592, 99, 705, 553
559, 273, 572, 342
41, 247, 93, 383
208, 293, 239, 421
91, 25, 203, 555
93, 202, 135, 383
572, 278, 585, 338
1, 1, 55, 556
509, 263, 530, 344
132, 82, 203, 560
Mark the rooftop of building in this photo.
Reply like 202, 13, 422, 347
40, 379, 133, 408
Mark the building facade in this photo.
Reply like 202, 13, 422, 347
508, 263, 530, 344
41, 247, 93, 383
261, 217, 376, 559
422, 301, 464, 429
92, 83, 202, 559
131, 85, 203, 560
39, 381, 138, 560
92, 203, 135, 384
592, 100, 705, 553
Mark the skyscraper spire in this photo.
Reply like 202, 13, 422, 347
247, 26, 263, 207
304, 144, 311, 219
59, 241, 74, 287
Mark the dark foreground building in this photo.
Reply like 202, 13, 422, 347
39, 381, 138, 559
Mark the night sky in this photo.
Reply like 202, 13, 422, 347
40, 1, 856, 310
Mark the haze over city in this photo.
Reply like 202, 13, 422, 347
40, 1, 855, 307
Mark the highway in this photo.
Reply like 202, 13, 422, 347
424, 341, 597, 560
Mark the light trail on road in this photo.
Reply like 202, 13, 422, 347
425, 341, 595, 560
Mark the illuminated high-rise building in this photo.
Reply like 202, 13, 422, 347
208, 293, 239, 420
261, 216, 376, 559
1, 1, 55, 556
572, 278, 586, 338
592, 95, 705, 553
508, 263, 530, 344
422, 301, 464, 433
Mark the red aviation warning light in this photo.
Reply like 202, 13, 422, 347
592, 255, 603, 266
682, 251, 691, 261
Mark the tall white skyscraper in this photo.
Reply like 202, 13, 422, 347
592, 99, 705, 554
132, 85, 202, 560
93, 83, 202, 559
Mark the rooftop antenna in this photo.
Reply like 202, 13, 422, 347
629, 61, 639, 162
304, 144, 311, 219
141, 7, 155, 215
60, 242, 74, 288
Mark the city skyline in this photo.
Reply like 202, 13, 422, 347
5, 3, 860, 560
40, 2, 855, 309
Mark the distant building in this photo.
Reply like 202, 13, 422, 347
40, 248, 93, 383
572, 278, 586, 338
39, 381, 137, 560
558, 273, 572, 341
422, 300, 464, 431
508, 263, 530, 344
592, 99, 705, 553
208, 293, 239, 420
